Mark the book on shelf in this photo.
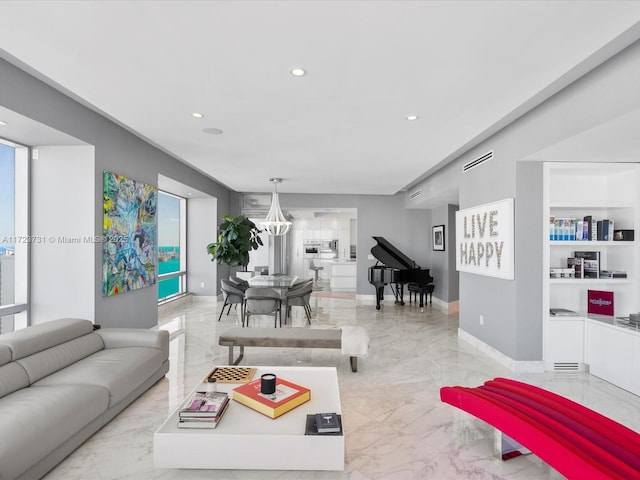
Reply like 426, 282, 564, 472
574, 251, 599, 278
582, 215, 601, 241
600, 270, 627, 279
596, 219, 614, 241
178, 399, 230, 429
567, 257, 583, 279
179, 391, 229, 418
232, 377, 310, 419
552, 218, 576, 241
305, 414, 343, 436
550, 308, 579, 316
549, 217, 600, 241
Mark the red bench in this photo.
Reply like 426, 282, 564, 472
440, 377, 640, 480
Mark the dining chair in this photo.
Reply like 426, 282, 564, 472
228, 275, 249, 292
290, 278, 313, 290
219, 279, 245, 324
284, 283, 313, 325
244, 287, 282, 328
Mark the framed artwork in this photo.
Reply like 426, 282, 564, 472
455, 198, 514, 280
102, 171, 157, 296
432, 225, 445, 251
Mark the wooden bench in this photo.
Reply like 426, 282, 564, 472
218, 327, 368, 372
440, 377, 640, 480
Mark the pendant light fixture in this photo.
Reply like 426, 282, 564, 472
262, 178, 292, 236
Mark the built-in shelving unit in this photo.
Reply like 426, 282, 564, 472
543, 162, 640, 387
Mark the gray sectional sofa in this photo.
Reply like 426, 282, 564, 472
0, 318, 169, 480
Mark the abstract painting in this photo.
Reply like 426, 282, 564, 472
103, 171, 157, 296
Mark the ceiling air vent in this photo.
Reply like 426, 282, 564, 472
409, 189, 422, 201
463, 150, 493, 173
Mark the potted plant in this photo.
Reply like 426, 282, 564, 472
207, 214, 263, 269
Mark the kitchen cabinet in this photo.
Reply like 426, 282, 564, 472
330, 262, 356, 292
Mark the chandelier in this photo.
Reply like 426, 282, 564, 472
262, 178, 292, 236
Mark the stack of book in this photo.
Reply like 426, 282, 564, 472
178, 391, 230, 429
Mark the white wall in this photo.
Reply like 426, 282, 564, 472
31, 145, 95, 324
187, 197, 217, 296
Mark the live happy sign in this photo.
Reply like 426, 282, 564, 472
455, 198, 514, 280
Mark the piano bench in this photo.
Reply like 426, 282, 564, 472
408, 283, 434, 309
218, 326, 369, 372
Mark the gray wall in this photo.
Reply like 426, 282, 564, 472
429, 204, 459, 303
0, 57, 233, 328
413, 38, 640, 361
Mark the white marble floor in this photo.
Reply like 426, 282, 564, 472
44, 293, 640, 480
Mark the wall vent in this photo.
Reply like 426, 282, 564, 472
409, 189, 422, 200
463, 150, 493, 173
553, 362, 580, 372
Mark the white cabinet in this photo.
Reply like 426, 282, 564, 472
330, 263, 356, 292
546, 318, 585, 365
586, 319, 640, 396
543, 162, 640, 375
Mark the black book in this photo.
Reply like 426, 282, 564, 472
574, 251, 600, 279
315, 412, 341, 433
596, 220, 603, 241
583, 215, 594, 241
305, 414, 343, 436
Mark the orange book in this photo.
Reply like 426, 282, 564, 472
232, 377, 311, 418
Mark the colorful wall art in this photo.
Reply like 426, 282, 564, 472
103, 171, 157, 296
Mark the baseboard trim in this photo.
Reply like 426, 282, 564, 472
458, 328, 545, 373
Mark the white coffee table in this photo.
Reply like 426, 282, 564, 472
153, 366, 344, 470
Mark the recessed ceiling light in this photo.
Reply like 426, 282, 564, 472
191, 112, 204, 118
202, 128, 223, 135
0, 121, 7, 126
290, 68, 306, 77
407, 115, 419, 121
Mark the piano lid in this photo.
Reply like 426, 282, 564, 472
370, 236, 418, 270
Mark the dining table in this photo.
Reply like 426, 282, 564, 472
246, 275, 309, 325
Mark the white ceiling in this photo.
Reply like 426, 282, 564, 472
1, 1, 640, 196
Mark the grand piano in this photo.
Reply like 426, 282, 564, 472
368, 236, 434, 310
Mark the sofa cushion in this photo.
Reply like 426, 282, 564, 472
0, 318, 94, 361
35, 347, 164, 407
16, 332, 104, 384
0, 363, 29, 399
0, 384, 108, 480
0, 345, 10, 367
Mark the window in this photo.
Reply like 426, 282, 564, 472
0, 140, 28, 333
158, 191, 186, 301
